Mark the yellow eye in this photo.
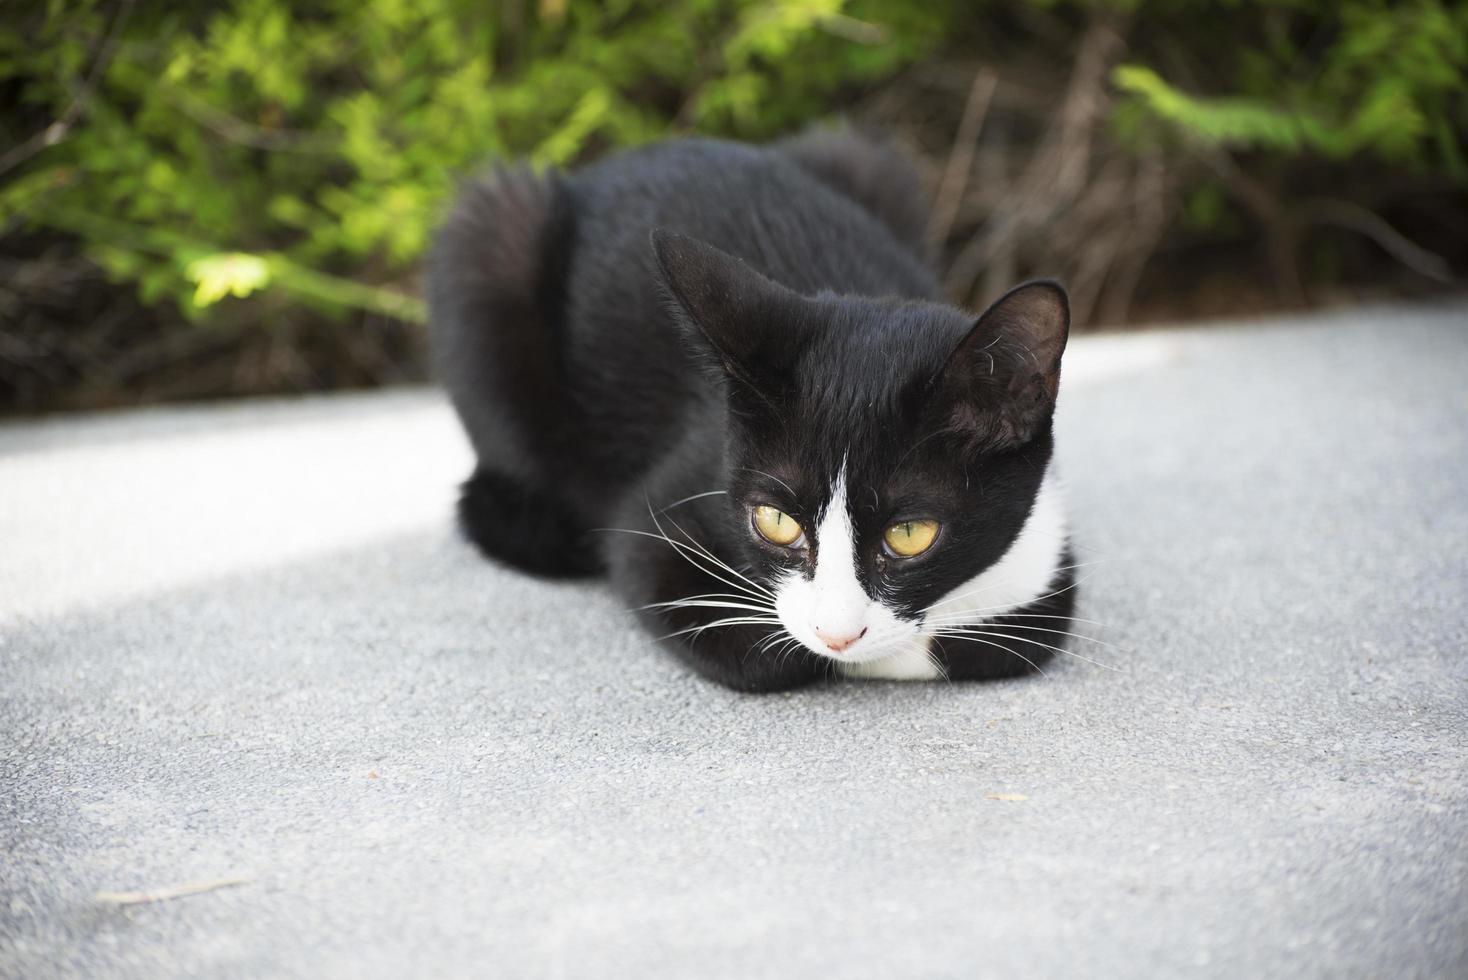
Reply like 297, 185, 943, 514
883, 519, 940, 558
752, 505, 804, 547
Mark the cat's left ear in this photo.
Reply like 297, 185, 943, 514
650, 229, 804, 392
938, 280, 1070, 447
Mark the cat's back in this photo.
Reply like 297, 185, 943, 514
428, 130, 940, 528
563, 136, 937, 307
538, 136, 934, 492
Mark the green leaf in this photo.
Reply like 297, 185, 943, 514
186, 253, 272, 306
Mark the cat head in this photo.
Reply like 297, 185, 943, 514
651, 230, 1070, 669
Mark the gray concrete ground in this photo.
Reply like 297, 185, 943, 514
2, 304, 1465, 979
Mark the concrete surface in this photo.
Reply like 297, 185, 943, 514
2, 304, 1465, 979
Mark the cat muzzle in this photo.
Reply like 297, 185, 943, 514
813, 625, 867, 653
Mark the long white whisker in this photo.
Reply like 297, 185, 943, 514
931, 627, 1120, 672
660, 489, 729, 510
776, 635, 808, 673
642, 593, 777, 614
656, 512, 770, 595
660, 616, 783, 642
643, 591, 773, 607
925, 643, 951, 682
925, 620, 1122, 652
756, 630, 798, 656
651, 600, 778, 614
924, 612, 1110, 628
647, 500, 775, 600
596, 525, 770, 604
739, 467, 796, 499
932, 633, 1049, 679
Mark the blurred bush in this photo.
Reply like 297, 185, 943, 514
2, 0, 1464, 411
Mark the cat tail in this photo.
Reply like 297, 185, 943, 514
429, 166, 603, 579
427, 164, 575, 463
774, 123, 930, 255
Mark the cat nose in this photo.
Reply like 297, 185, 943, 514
813, 625, 867, 652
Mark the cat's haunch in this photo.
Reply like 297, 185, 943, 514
429, 128, 1076, 691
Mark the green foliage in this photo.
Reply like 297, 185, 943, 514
1, 0, 948, 324
1112, 0, 1468, 177
2, 0, 1464, 339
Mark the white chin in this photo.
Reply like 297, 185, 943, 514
787, 630, 890, 665
811, 642, 883, 665
796, 636, 943, 683
838, 640, 942, 681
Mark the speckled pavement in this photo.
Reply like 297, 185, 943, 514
3, 304, 1465, 979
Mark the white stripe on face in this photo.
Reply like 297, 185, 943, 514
921, 471, 1068, 626
842, 470, 1068, 681
807, 470, 867, 639
774, 467, 915, 663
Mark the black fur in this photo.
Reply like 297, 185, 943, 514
457, 468, 602, 578
429, 129, 1074, 691
931, 560, 1078, 680
774, 125, 930, 254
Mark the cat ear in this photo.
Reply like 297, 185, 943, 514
650, 229, 802, 390
938, 280, 1070, 447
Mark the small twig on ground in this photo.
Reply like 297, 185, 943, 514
95, 875, 252, 906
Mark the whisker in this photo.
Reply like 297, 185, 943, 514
642, 591, 774, 610
659, 489, 729, 511
930, 627, 1120, 672
739, 467, 796, 500
760, 632, 783, 661
779, 636, 808, 673
647, 500, 775, 600
924, 620, 1122, 652
595, 525, 770, 604
651, 505, 747, 574
651, 600, 778, 615
924, 612, 1111, 628
756, 631, 798, 657
924, 643, 951, 683
660, 616, 782, 642
932, 633, 1049, 678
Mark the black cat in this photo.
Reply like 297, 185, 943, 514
429, 128, 1075, 692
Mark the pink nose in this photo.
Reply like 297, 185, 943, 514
814, 625, 867, 652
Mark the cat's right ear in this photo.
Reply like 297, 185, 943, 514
650, 229, 802, 391
937, 279, 1071, 448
